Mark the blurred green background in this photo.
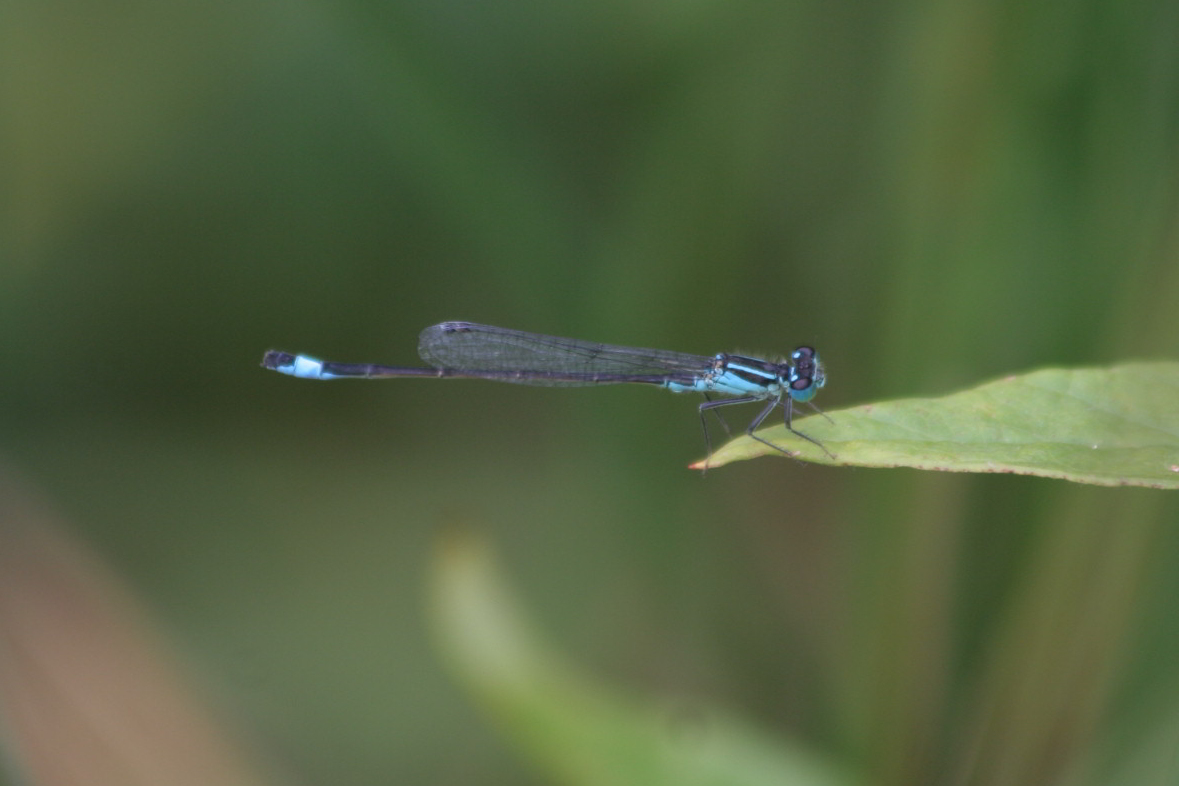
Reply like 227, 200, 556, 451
3, 0, 1179, 783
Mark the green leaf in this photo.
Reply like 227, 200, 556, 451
692, 361, 1179, 489
430, 534, 857, 786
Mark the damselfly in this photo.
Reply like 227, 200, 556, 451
262, 321, 830, 461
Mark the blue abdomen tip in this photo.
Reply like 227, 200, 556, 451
291, 355, 327, 379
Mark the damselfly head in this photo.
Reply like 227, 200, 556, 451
787, 346, 824, 402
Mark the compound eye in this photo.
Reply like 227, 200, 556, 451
788, 373, 819, 402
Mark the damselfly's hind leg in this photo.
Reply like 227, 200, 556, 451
697, 395, 758, 469
701, 393, 733, 435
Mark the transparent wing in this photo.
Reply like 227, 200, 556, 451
417, 322, 713, 386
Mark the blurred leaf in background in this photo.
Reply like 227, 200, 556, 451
0, 468, 279, 786
2, 0, 1179, 783
431, 532, 857, 786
